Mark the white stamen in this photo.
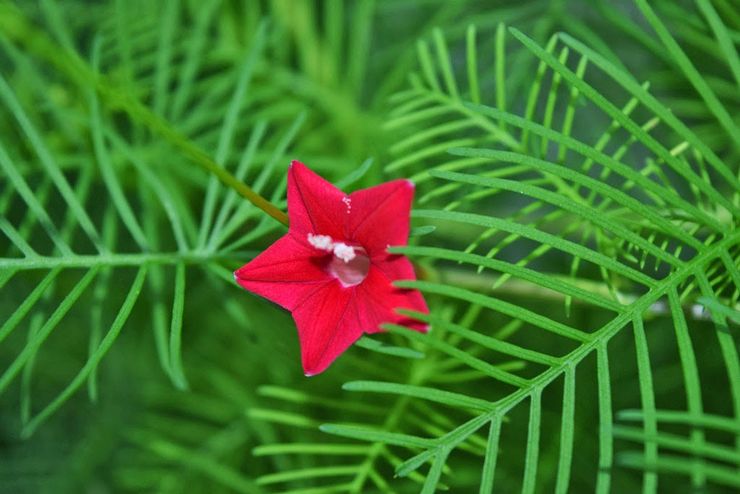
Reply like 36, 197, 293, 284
308, 233, 357, 263
307, 233, 334, 251
342, 196, 352, 213
332, 243, 356, 263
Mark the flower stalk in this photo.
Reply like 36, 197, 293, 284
0, 2, 290, 227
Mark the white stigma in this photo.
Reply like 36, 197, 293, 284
307, 233, 334, 251
342, 196, 352, 213
332, 243, 356, 263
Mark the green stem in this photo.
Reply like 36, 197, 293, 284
0, 2, 290, 227
436, 266, 735, 319
0, 251, 258, 271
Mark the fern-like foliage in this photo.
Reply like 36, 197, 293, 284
251, 6, 740, 494
0, 0, 305, 439
1, 1, 739, 493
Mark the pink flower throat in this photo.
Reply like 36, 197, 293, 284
308, 233, 370, 287
328, 248, 370, 287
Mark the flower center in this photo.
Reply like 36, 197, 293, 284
328, 247, 370, 287
307, 233, 370, 287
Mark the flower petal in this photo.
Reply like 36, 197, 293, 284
288, 160, 348, 239
356, 258, 430, 334
292, 284, 363, 375
234, 233, 331, 311
348, 179, 414, 256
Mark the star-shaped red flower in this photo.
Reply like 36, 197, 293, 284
235, 161, 429, 375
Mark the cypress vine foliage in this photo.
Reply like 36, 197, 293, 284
0, 1, 738, 493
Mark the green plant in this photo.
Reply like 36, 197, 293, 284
1, 0, 738, 493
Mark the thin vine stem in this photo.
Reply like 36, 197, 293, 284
0, 2, 290, 227
436, 266, 733, 320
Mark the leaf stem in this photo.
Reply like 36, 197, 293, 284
0, 251, 259, 271
0, 3, 290, 227
435, 266, 734, 321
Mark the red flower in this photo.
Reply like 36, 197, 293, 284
235, 161, 429, 375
